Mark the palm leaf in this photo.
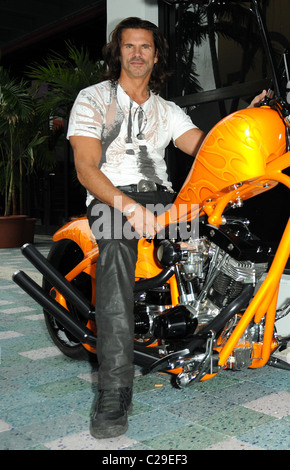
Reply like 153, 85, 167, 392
0, 69, 34, 125
27, 42, 105, 120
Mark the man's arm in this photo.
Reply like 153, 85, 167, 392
174, 128, 206, 157
174, 89, 267, 157
70, 135, 159, 238
70, 136, 133, 210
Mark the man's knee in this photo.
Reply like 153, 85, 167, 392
98, 238, 138, 265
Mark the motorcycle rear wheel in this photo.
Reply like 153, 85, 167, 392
43, 239, 97, 362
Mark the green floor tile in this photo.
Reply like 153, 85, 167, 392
32, 376, 92, 398
143, 422, 227, 450
197, 405, 277, 437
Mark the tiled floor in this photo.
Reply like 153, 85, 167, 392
0, 236, 289, 451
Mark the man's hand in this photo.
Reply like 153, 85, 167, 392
248, 89, 267, 108
124, 203, 162, 239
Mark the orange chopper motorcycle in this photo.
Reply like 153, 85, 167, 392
13, 0, 290, 387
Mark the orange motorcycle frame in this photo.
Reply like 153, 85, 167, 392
52, 106, 290, 378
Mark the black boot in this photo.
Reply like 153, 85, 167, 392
90, 387, 132, 439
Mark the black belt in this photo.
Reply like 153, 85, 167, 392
117, 181, 173, 193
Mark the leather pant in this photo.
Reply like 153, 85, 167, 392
87, 191, 175, 390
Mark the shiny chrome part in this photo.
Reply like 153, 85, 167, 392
173, 240, 268, 326
174, 332, 220, 387
187, 299, 221, 328
220, 257, 267, 284
196, 251, 229, 304
275, 300, 290, 322
227, 346, 254, 370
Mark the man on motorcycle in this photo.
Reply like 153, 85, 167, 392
67, 16, 266, 439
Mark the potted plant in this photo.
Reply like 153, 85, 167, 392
27, 42, 105, 121
0, 43, 104, 248
27, 42, 105, 223
0, 66, 48, 247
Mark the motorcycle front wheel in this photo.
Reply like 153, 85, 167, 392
43, 238, 97, 362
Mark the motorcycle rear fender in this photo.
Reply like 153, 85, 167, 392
52, 216, 166, 282
53, 217, 97, 259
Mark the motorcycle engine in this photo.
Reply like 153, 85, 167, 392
134, 218, 270, 344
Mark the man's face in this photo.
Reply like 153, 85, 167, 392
119, 28, 158, 80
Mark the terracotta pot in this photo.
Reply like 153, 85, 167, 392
0, 215, 27, 248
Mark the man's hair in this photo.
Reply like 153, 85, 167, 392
101, 17, 171, 94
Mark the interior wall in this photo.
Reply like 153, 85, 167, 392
107, 0, 158, 39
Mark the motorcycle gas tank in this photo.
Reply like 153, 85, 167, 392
174, 106, 286, 206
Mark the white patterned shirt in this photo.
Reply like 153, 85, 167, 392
67, 80, 196, 205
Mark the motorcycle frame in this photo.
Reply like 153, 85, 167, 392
13, 0, 290, 380
49, 151, 290, 373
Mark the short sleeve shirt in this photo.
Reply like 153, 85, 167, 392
67, 80, 196, 204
